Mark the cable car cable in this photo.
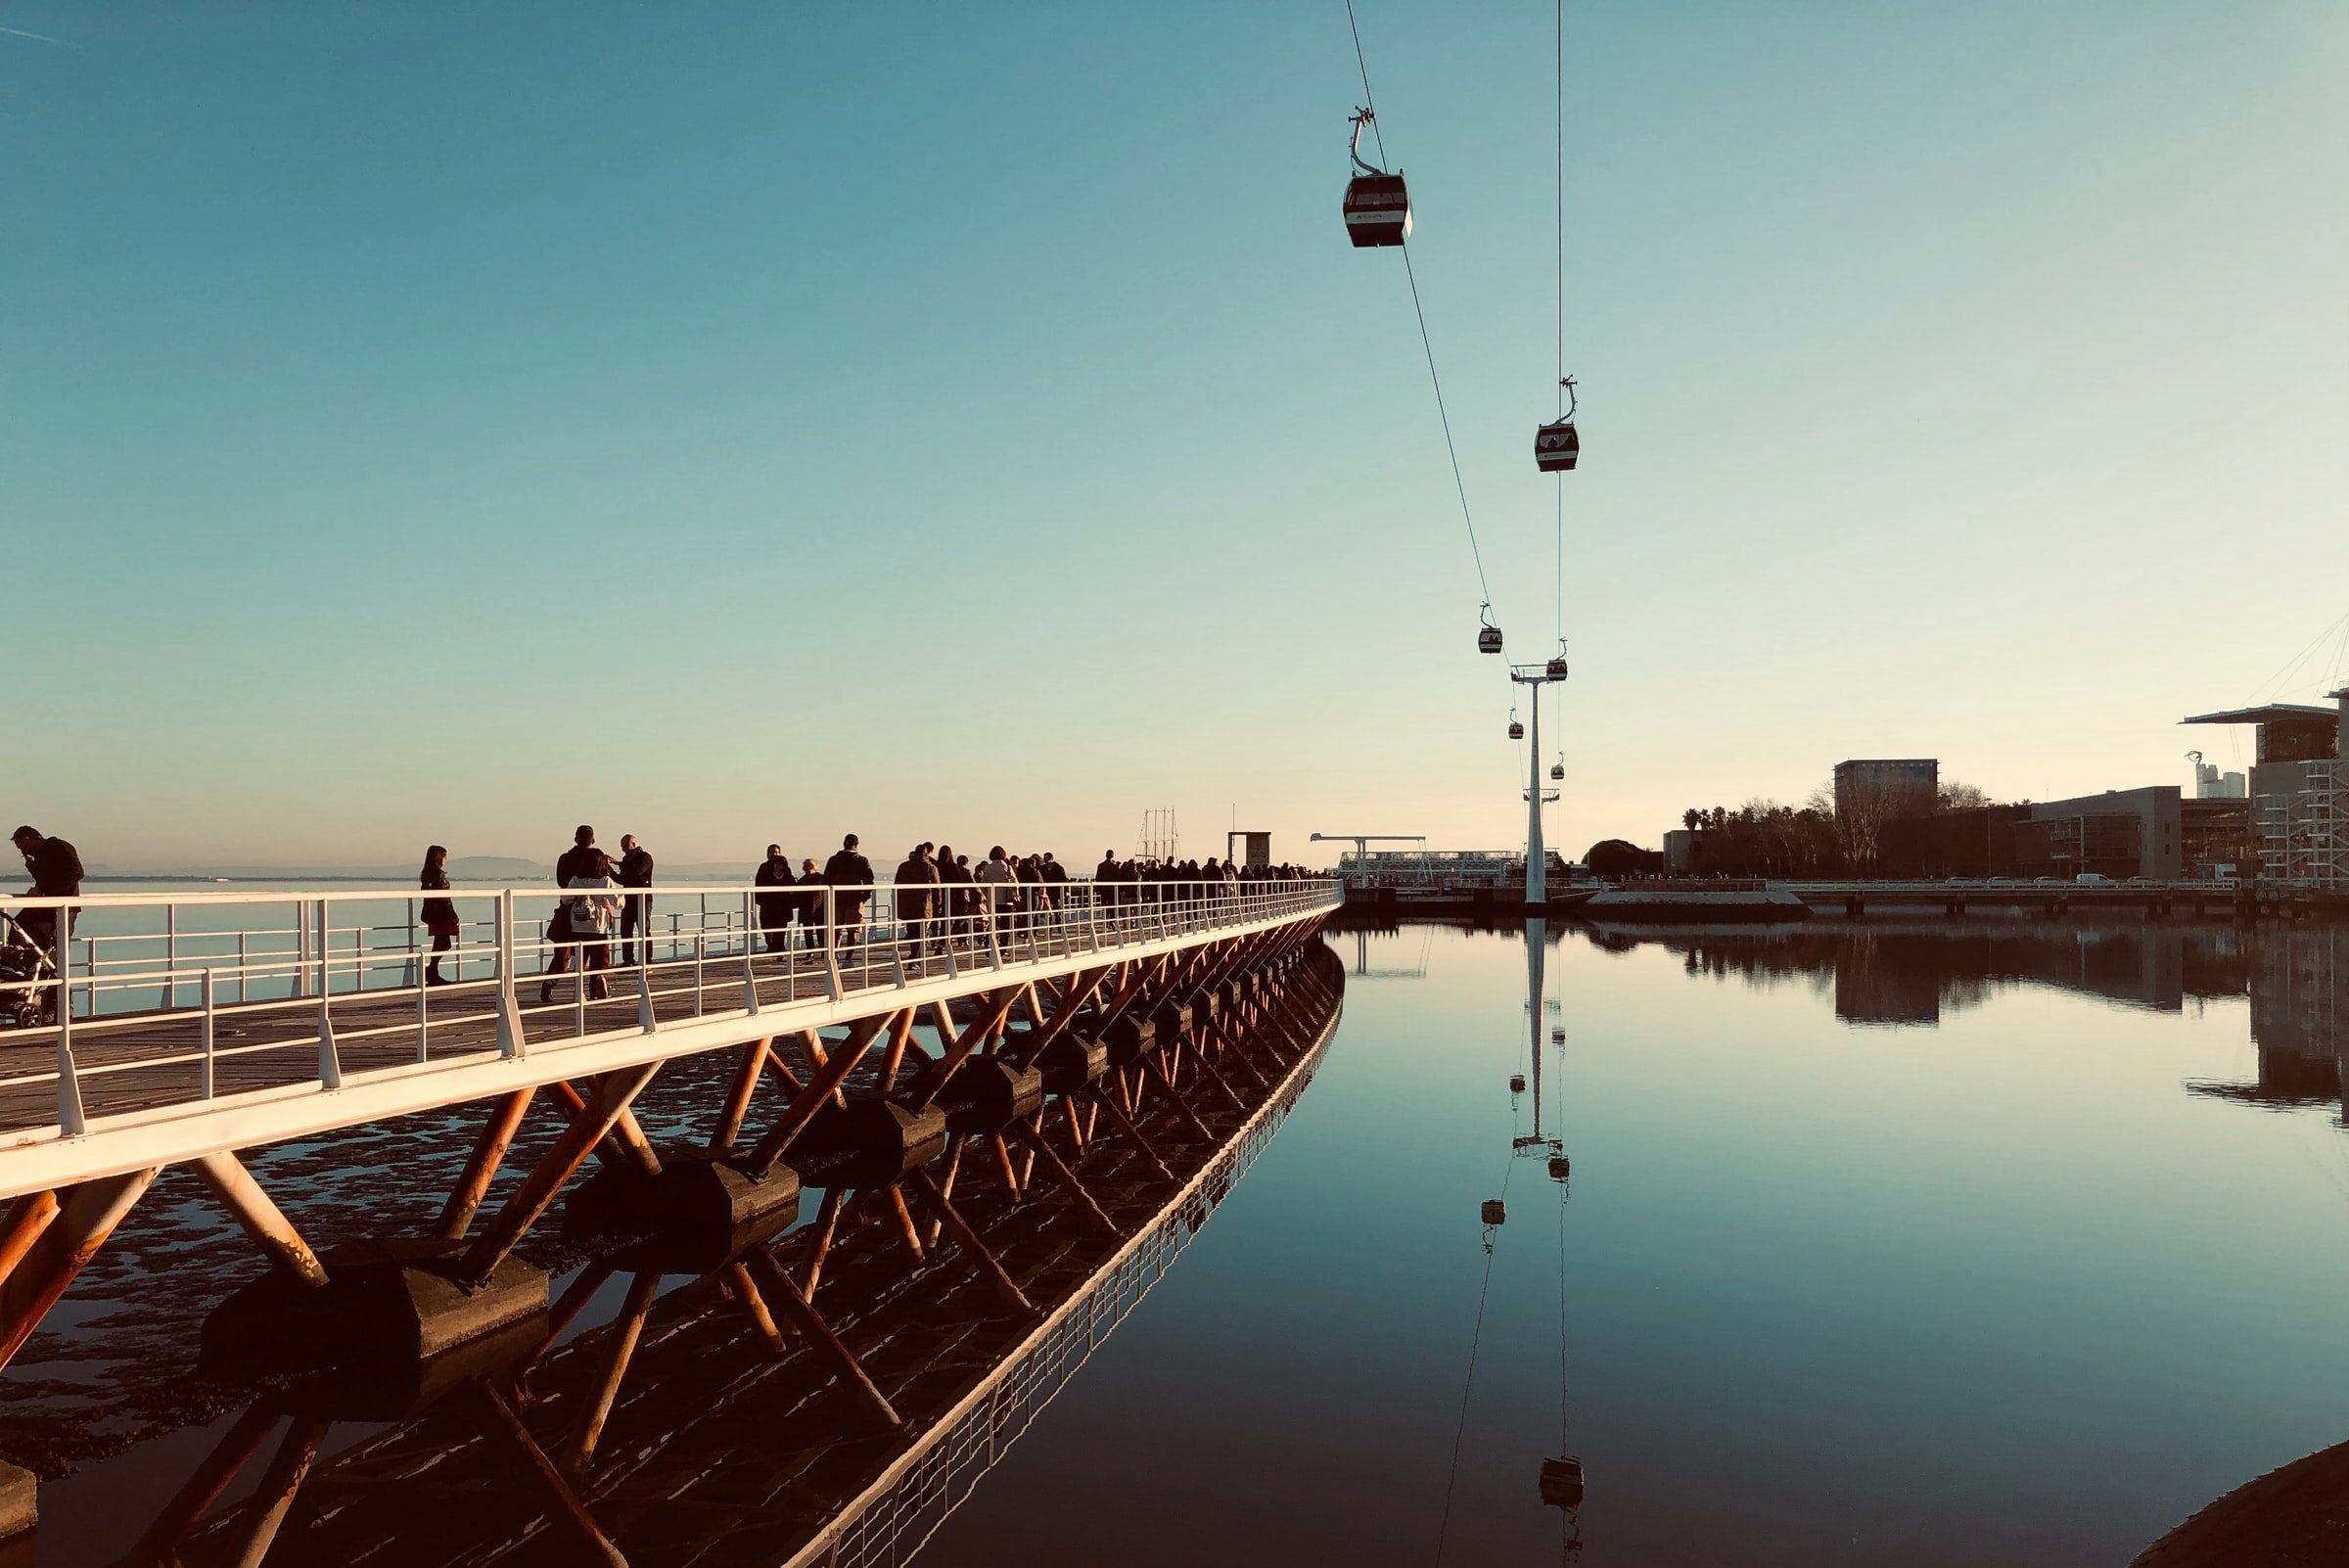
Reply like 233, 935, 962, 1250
1343, 0, 1496, 617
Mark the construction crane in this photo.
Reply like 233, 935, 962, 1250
1310, 833, 1426, 875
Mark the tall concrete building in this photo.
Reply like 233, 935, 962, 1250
1833, 759, 1938, 819
2182, 692, 2347, 887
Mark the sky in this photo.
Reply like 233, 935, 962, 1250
5, 2, 2344, 872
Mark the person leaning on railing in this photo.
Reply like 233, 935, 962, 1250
11, 825, 80, 1022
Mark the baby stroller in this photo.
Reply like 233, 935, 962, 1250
0, 910, 59, 1030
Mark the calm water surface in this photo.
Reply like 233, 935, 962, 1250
925, 919, 2349, 1567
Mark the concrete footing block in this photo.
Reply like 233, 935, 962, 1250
203, 1237, 548, 1378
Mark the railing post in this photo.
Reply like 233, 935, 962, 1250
164, 903, 178, 1011
237, 930, 249, 1005
823, 890, 843, 999
291, 898, 308, 1000
56, 909, 84, 1136
402, 897, 419, 990
316, 897, 342, 1089
416, 931, 430, 1063
494, 890, 525, 1058
742, 891, 760, 1014
201, 968, 217, 1099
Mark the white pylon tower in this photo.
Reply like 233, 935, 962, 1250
1511, 661, 1567, 904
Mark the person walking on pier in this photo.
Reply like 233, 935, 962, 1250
894, 844, 940, 959
419, 845, 459, 986
11, 825, 82, 1021
754, 844, 796, 954
823, 834, 874, 954
543, 848, 621, 1002
795, 858, 824, 949
934, 845, 967, 947
1041, 851, 1069, 925
977, 846, 1016, 945
615, 833, 655, 966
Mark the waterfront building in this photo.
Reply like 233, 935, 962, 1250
2010, 786, 2184, 881
2182, 691, 2347, 887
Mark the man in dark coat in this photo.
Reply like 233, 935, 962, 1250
822, 834, 875, 952
753, 844, 796, 953
614, 833, 655, 965
893, 844, 940, 958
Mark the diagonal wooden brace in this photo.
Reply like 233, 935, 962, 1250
455, 1064, 661, 1291
741, 1246, 902, 1432
192, 1151, 329, 1288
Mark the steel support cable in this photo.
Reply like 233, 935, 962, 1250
1345, 0, 1495, 613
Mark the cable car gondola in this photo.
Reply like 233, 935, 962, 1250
1477, 604, 1503, 655
1507, 709, 1524, 741
1342, 108, 1411, 248
1535, 377, 1580, 472
1545, 655, 1569, 679
1549, 761, 1564, 781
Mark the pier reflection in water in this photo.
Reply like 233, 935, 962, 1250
14, 920, 2349, 1566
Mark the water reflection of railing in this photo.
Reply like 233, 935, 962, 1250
807, 1038, 1324, 1568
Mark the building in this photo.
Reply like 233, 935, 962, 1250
2182, 692, 2347, 887
1833, 759, 1939, 820
1661, 830, 1696, 874
2010, 786, 2183, 881
2192, 759, 2247, 800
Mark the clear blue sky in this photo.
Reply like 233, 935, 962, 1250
6, 2, 2344, 871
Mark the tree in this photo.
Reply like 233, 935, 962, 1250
1585, 839, 1657, 879
1681, 808, 1702, 834
1937, 780, 1992, 812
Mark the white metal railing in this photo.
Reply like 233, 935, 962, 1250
0, 877, 1338, 1155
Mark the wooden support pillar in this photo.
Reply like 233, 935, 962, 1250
740, 1248, 901, 1432
0, 1166, 159, 1371
1188, 1051, 1249, 1113
904, 991, 1019, 1112
907, 1170, 1034, 1314
192, 1152, 330, 1288
436, 1088, 536, 1241
540, 1263, 615, 1356
884, 1185, 926, 1261
743, 1013, 894, 1176
466, 1382, 629, 1568
456, 1064, 661, 1292
1143, 1057, 1219, 1144
990, 1134, 1023, 1199
708, 1038, 771, 1151
1009, 966, 1111, 1070
924, 1138, 966, 1247
1088, 1087, 1173, 1179
224, 1413, 328, 1568
548, 1081, 663, 1178
567, 1270, 659, 1473
726, 1260, 788, 1356
0, 1192, 59, 1287
132, 1404, 280, 1563
873, 1009, 919, 1097
1007, 1119, 1118, 1235
802, 1187, 848, 1298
